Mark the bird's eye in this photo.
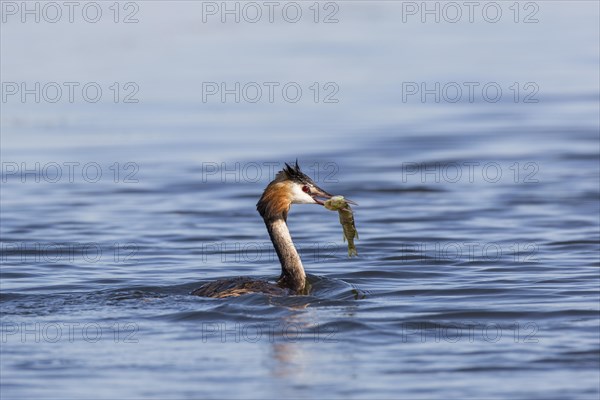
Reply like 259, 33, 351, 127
302, 185, 310, 193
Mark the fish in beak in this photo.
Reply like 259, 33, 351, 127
310, 186, 333, 205
311, 186, 357, 207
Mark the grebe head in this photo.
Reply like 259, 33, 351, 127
257, 161, 334, 221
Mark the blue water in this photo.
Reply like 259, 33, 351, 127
1, 2, 599, 399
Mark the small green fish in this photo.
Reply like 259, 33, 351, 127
324, 195, 358, 257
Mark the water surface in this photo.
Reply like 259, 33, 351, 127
1, 2, 599, 399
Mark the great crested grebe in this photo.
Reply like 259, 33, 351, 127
192, 161, 345, 298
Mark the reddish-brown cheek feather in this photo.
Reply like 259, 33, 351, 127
261, 182, 291, 218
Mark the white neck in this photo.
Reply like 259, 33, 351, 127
265, 218, 306, 293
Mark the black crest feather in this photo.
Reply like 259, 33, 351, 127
283, 160, 311, 184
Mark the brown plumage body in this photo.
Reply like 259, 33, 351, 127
191, 277, 290, 298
